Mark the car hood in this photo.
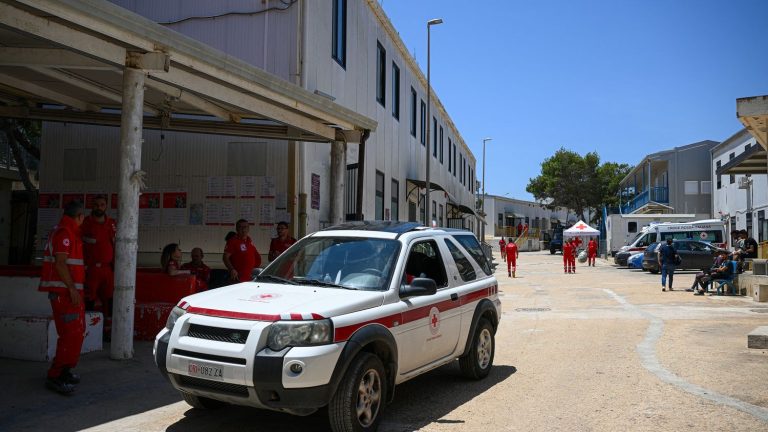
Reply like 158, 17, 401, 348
181, 282, 386, 320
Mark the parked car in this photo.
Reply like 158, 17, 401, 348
614, 250, 633, 266
154, 221, 500, 432
642, 240, 726, 274
549, 233, 563, 255
627, 252, 645, 269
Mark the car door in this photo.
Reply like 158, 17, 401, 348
674, 242, 691, 268
687, 242, 713, 270
397, 239, 461, 373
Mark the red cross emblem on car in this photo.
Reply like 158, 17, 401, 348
428, 307, 440, 335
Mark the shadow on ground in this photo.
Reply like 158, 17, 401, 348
164, 363, 517, 432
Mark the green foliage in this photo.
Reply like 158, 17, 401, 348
526, 148, 630, 222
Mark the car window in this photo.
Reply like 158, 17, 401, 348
403, 240, 448, 288
674, 242, 690, 251
444, 239, 476, 282
452, 234, 492, 276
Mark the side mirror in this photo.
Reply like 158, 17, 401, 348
400, 278, 437, 298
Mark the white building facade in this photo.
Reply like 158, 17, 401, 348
712, 129, 768, 242
37, 0, 479, 265
482, 194, 571, 240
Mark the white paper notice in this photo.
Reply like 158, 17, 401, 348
240, 203, 256, 223
275, 192, 287, 209
207, 176, 223, 198
260, 176, 276, 198
240, 176, 257, 198
276, 210, 291, 225
205, 202, 220, 225
220, 201, 236, 225
222, 177, 236, 198
259, 201, 275, 225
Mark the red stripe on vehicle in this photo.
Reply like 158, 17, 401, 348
290, 313, 303, 320
311, 313, 325, 319
334, 285, 494, 342
178, 301, 188, 309
186, 307, 282, 321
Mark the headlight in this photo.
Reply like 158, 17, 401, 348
165, 306, 186, 330
267, 319, 333, 351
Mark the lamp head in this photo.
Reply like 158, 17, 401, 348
428, 18, 443, 26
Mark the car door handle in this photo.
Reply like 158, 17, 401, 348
451, 293, 459, 301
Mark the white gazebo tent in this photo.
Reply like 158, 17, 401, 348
563, 220, 600, 237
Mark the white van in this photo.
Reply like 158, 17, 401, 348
619, 219, 726, 253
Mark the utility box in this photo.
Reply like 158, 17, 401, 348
753, 284, 768, 302
752, 259, 768, 276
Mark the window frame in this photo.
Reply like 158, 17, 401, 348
391, 62, 400, 120
409, 87, 417, 137
420, 100, 426, 145
375, 170, 385, 220
331, 0, 347, 68
439, 126, 444, 164
391, 179, 399, 221
376, 41, 386, 107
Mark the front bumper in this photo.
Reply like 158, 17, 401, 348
154, 314, 345, 411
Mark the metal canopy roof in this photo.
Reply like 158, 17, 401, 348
716, 143, 767, 176
737, 95, 768, 151
0, 0, 377, 142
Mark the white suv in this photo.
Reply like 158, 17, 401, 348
154, 221, 500, 432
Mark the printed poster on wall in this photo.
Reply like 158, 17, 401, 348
220, 201, 236, 226
38, 193, 62, 232
221, 176, 236, 198
139, 192, 161, 226
239, 203, 256, 224
260, 176, 276, 198
162, 192, 188, 226
189, 203, 204, 225
311, 173, 320, 210
207, 176, 223, 198
275, 192, 287, 210
259, 201, 275, 226
205, 202, 220, 225
240, 176, 257, 198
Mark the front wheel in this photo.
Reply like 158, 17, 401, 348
459, 318, 495, 380
329, 353, 387, 432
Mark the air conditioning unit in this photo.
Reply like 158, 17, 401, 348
738, 176, 752, 189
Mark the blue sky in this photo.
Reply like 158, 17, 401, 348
381, 0, 768, 200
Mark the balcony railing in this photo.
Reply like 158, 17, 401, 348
620, 186, 669, 214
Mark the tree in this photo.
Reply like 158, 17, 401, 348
526, 148, 630, 224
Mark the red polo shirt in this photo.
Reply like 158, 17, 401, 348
225, 235, 260, 282
81, 215, 116, 266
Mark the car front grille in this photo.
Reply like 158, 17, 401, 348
187, 324, 250, 344
175, 374, 249, 397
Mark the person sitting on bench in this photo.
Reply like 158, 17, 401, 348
695, 251, 731, 296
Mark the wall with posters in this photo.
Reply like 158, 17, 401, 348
38, 123, 296, 267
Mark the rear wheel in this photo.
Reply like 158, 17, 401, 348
550, 248, 556, 255
329, 352, 387, 432
459, 318, 495, 380
180, 392, 226, 409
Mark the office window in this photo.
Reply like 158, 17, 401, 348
716, 161, 721, 189
432, 117, 437, 157
420, 100, 426, 145
498, 213, 504, 228
628, 222, 637, 233
391, 179, 399, 221
375, 170, 385, 220
439, 126, 444, 164
453, 143, 457, 175
729, 152, 735, 184
376, 42, 386, 107
432, 200, 437, 224
331, 0, 346, 67
684, 180, 699, 195
448, 138, 452, 171
459, 154, 464, 184
438, 204, 444, 227
391, 62, 400, 119
409, 88, 417, 137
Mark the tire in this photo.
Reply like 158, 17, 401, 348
180, 391, 226, 409
550, 248, 556, 255
329, 352, 387, 432
459, 318, 495, 380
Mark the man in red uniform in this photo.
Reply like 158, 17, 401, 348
223, 219, 261, 282
562, 238, 572, 273
499, 237, 507, 262
40, 201, 86, 394
268, 221, 297, 262
567, 239, 577, 273
181, 247, 211, 289
505, 238, 519, 278
587, 238, 598, 267
81, 195, 116, 324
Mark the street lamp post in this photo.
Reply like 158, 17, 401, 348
481, 137, 492, 241
425, 18, 442, 227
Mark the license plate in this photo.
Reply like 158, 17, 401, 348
187, 361, 223, 380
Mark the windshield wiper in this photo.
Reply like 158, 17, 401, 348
256, 274, 297, 285
294, 278, 357, 290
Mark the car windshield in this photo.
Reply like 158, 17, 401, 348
260, 236, 400, 291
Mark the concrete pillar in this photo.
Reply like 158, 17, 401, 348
329, 140, 346, 225
111, 67, 145, 360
